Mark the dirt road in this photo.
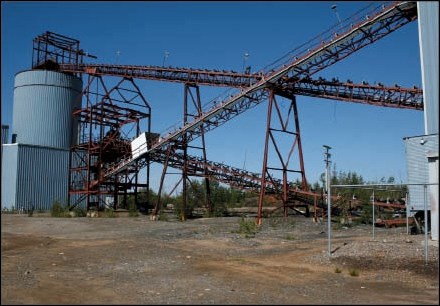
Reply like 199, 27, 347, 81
1, 214, 438, 304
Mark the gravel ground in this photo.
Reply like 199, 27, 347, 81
1, 213, 439, 305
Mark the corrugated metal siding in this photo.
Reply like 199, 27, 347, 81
427, 153, 438, 240
12, 70, 82, 149
0, 144, 69, 211
1, 125, 9, 145
418, 2, 439, 134
404, 134, 439, 210
1, 144, 18, 210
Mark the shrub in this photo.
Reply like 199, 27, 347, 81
102, 209, 116, 218
158, 213, 169, 221
73, 207, 87, 217
128, 203, 139, 217
51, 201, 69, 217
238, 217, 260, 238
285, 234, 295, 240
348, 268, 360, 277
334, 267, 342, 273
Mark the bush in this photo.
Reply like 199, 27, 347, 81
285, 234, 295, 240
334, 267, 342, 273
348, 268, 360, 277
237, 217, 260, 238
128, 203, 139, 217
51, 201, 69, 217
73, 207, 87, 217
101, 209, 116, 218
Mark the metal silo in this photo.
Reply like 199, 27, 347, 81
1, 125, 9, 145
12, 70, 82, 149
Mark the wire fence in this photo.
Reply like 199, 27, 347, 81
327, 182, 438, 264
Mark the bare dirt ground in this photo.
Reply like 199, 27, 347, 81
1, 213, 439, 305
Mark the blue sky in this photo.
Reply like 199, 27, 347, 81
1, 1, 425, 193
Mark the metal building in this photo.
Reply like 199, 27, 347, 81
404, 134, 438, 206
1, 144, 70, 211
404, 1, 439, 240
1, 70, 82, 211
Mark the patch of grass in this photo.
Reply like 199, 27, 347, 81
348, 268, 360, 277
237, 217, 260, 238
158, 213, 169, 221
334, 267, 342, 273
73, 207, 87, 217
51, 201, 70, 218
285, 234, 295, 240
228, 257, 246, 263
101, 209, 116, 218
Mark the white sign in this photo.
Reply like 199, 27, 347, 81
131, 133, 148, 159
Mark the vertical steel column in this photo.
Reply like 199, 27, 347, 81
292, 98, 307, 189
153, 146, 174, 219
181, 84, 212, 218
68, 76, 151, 212
257, 91, 307, 225
257, 90, 274, 225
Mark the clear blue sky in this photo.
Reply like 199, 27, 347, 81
1, 1, 425, 193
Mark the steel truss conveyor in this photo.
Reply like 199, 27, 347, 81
104, 1, 418, 178
60, 63, 423, 111
148, 147, 326, 213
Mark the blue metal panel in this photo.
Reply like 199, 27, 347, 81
1, 144, 18, 210
15, 144, 70, 211
418, 2, 439, 134
1, 125, 9, 145
0, 144, 69, 211
12, 70, 82, 149
404, 134, 439, 210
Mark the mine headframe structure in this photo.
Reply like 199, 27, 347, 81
32, 31, 96, 74
68, 74, 152, 212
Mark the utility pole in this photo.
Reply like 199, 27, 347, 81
163, 51, 170, 67
242, 52, 249, 73
116, 49, 121, 64
323, 145, 332, 256
331, 4, 342, 30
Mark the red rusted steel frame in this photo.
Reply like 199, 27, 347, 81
153, 145, 174, 218
256, 92, 307, 224
181, 86, 190, 221
145, 146, 327, 211
152, 2, 418, 149
68, 75, 151, 211
275, 78, 423, 110
59, 63, 262, 88
103, 1, 417, 179
257, 90, 274, 225
292, 97, 307, 189
33, 31, 81, 68
59, 63, 423, 110
271, 2, 417, 87
185, 84, 213, 214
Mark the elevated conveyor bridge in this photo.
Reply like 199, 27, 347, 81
102, 1, 418, 179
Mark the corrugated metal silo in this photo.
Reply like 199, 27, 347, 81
1, 125, 9, 145
12, 70, 82, 149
